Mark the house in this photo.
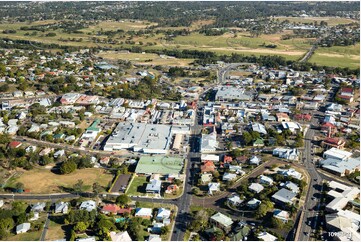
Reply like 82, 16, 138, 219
201, 154, 220, 162
278, 168, 303, 180
228, 194, 243, 206
247, 198, 261, 209
201, 161, 216, 173
321, 122, 337, 135
208, 182, 220, 195
223, 172, 237, 181
231, 224, 250, 241
54, 149, 65, 158
210, 212, 233, 232
29, 212, 39, 221
252, 123, 267, 135
320, 157, 360, 177
258, 232, 277, 241
281, 122, 302, 133
276, 113, 290, 122
101, 204, 122, 215
109, 231, 132, 242
146, 179, 162, 194
273, 209, 290, 223
31, 202, 46, 212
8, 141, 22, 149
25, 145, 37, 153
249, 156, 261, 165
156, 208, 171, 221
273, 148, 299, 161
281, 181, 300, 194
16, 223, 31, 234
259, 175, 274, 185
55, 202, 69, 214
117, 208, 133, 215
149, 223, 164, 234
272, 188, 297, 206
201, 131, 218, 153
79, 200, 96, 212
249, 183, 264, 193
147, 234, 162, 242
200, 173, 213, 184
321, 138, 346, 149
135, 208, 153, 219
165, 184, 179, 194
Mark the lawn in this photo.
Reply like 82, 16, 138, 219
11, 168, 114, 194
308, 51, 360, 69
7, 230, 42, 241
45, 215, 71, 241
126, 175, 148, 196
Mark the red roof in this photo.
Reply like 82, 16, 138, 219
118, 207, 132, 214
322, 122, 335, 128
101, 204, 121, 214
201, 161, 215, 173
324, 137, 344, 145
338, 95, 352, 100
223, 155, 233, 163
167, 184, 179, 192
341, 87, 353, 94
9, 141, 22, 148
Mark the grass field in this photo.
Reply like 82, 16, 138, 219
309, 44, 360, 68
12, 168, 114, 193
0, 19, 358, 68
274, 16, 358, 26
7, 230, 42, 241
126, 175, 148, 196
45, 216, 70, 241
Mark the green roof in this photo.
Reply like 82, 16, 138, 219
53, 133, 65, 139
253, 138, 264, 145
87, 119, 101, 132
135, 156, 184, 174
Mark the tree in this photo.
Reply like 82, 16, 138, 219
116, 194, 131, 206
92, 182, 102, 197
73, 180, 84, 194
242, 131, 253, 145
74, 222, 87, 233
271, 217, 284, 229
0, 217, 14, 232
255, 200, 274, 219
15, 182, 24, 190
160, 226, 169, 235
194, 210, 209, 229
60, 160, 77, 174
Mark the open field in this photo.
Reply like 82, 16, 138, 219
309, 44, 360, 68
11, 167, 114, 193
45, 215, 70, 241
7, 230, 42, 241
97, 51, 194, 66
126, 175, 148, 196
274, 16, 358, 26
0, 20, 358, 68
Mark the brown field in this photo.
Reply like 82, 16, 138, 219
14, 168, 114, 194
274, 16, 358, 26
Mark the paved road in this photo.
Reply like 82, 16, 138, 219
296, 117, 323, 241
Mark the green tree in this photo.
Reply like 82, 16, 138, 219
73, 179, 84, 194
242, 131, 252, 145
92, 182, 102, 197
15, 182, 24, 190
160, 226, 169, 235
271, 217, 284, 229
255, 200, 274, 219
60, 160, 77, 174
116, 194, 131, 206
74, 222, 87, 233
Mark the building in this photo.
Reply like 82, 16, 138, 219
55, 202, 69, 214
60, 93, 82, 104
104, 122, 189, 153
320, 157, 360, 177
135, 208, 153, 219
252, 123, 267, 135
281, 181, 299, 194
321, 138, 346, 149
273, 209, 290, 223
323, 148, 352, 161
259, 175, 274, 185
201, 161, 216, 173
277, 168, 303, 180
223, 172, 237, 181
249, 183, 264, 193
156, 208, 171, 221
276, 113, 290, 122
208, 182, 220, 195
16, 223, 31, 234
200, 173, 213, 184
101, 204, 122, 215
79, 200, 96, 212
273, 148, 299, 161
201, 131, 218, 153
109, 231, 132, 242
146, 179, 162, 194
210, 212, 233, 232
326, 181, 360, 212
215, 86, 251, 101
258, 232, 277, 241
228, 194, 244, 206
281, 122, 302, 133
247, 198, 261, 209
272, 188, 297, 206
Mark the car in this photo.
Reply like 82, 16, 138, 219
314, 178, 317, 181
311, 197, 315, 200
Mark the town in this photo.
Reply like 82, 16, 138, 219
0, 1, 359, 242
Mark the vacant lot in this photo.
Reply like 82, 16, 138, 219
12, 168, 113, 193
45, 215, 70, 241
126, 175, 148, 196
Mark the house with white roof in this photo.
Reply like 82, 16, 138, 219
259, 175, 274, 185
208, 182, 220, 195
201, 131, 218, 153
272, 188, 297, 206
156, 208, 171, 222
223, 172, 237, 181
252, 123, 267, 135
55, 202, 69, 214
278, 168, 303, 180
273, 148, 299, 161
281, 181, 300, 194
249, 156, 261, 165
281, 122, 302, 133
109, 231, 132, 242
79, 200, 96, 212
249, 183, 264, 193
247, 198, 261, 209
323, 148, 353, 161
135, 208, 153, 219
16, 223, 31, 234
210, 212, 233, 232
228, 194, 243, 206
273, 209, 290, 223
258, 232, 277, 241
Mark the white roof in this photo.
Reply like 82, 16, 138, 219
79, 200, 96, 212
201, 154, 219, 161
110, 231, 132, 242
211, 212, 233, 227
326, 197, 349, 211
249, 183, 264, 193
135, 208, 153, 217
156, 208, 171, 219
324, 148, 352, 160
258, 232, 277, 241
